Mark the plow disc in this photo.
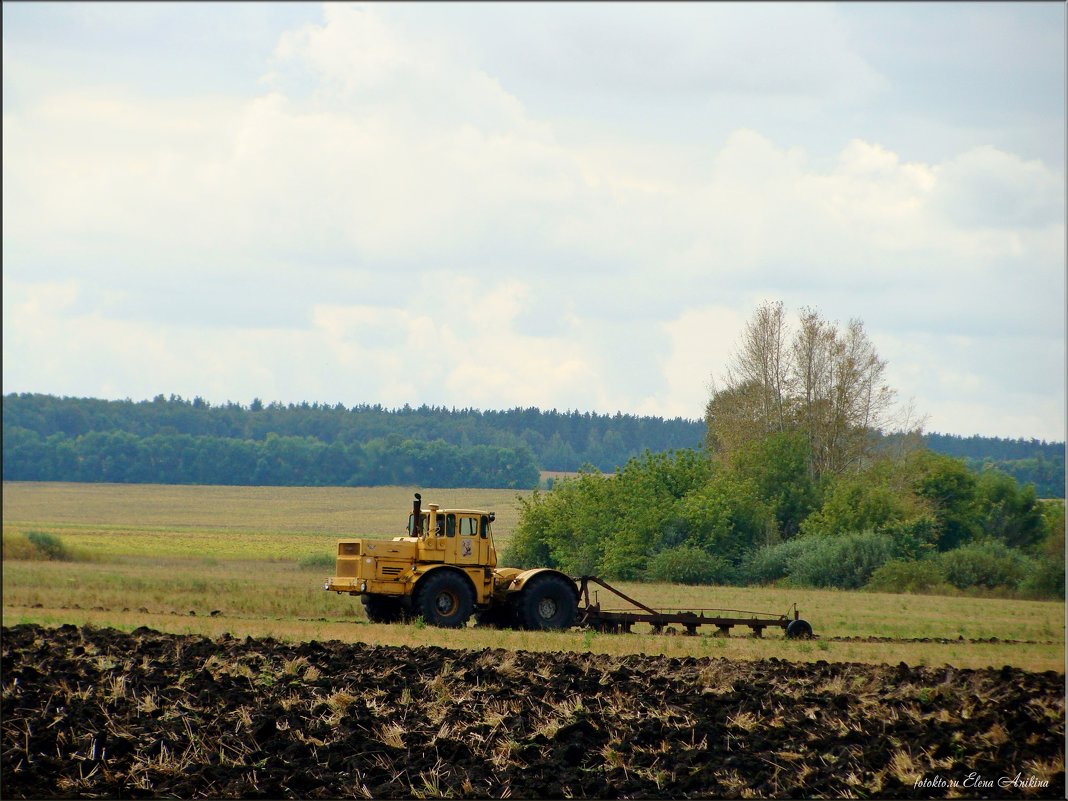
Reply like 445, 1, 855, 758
573, 576, 813, 638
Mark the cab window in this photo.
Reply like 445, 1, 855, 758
408, 513, 429, 536
480, 515, 490, 539
459, 517, 477, 536
445, 514, 456, 537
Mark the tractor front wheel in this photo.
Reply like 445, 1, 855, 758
519, 573, 578, 630
362, 594, 404, 624
414, 571, 474, 628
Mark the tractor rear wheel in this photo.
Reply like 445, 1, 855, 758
414, 571, 474, 628
362, 594, 404, 624
519, 573, 578, 630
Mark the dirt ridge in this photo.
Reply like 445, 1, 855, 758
9, 604, 1060, 646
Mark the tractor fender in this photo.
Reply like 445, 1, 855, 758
504, 567, 578, 598
409, 564, 478, 599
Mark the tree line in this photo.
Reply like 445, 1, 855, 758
922, 433, 1064, 499
504, 303, 1064, 598
1, 428, 539, 489
2, 389, 1062, 494
924, 432, 1063, 461
2, 393, 704, 474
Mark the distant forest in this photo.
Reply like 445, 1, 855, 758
922, 432, 1064, 498
1, 393, 700, 489
2, 393, 1064, 495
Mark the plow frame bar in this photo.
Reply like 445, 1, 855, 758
573, 575, 798, 637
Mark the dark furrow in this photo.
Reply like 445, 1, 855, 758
2, 623, 1064, 799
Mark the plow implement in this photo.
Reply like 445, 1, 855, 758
574, 575, 814, 638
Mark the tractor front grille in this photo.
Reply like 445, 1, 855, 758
335, 558, 360, 578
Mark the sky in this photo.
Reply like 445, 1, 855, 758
3, 2, 1065, 441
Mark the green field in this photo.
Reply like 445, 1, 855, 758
3, 481, 1064, 672
2, 482, 529, 559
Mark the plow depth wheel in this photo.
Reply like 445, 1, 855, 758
520, 574, 578, 630
786, 619, 814, 639
415, 571, 474, 628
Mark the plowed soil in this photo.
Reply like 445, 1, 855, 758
2, 624, 1063, 799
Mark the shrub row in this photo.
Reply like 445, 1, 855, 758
642, 533, 1064, 601
737, 536, 1064, 600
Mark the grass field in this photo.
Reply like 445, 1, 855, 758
3, 481, 1064, 672
1, 482, 529, 560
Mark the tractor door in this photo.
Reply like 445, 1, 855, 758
479, 514, 495, 567
454, 514, 481, 566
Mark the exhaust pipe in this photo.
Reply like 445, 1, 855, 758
412, 493, 423, 537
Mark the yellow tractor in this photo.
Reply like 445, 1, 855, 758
323, 493, 578, 629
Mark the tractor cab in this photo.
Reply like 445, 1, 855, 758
403, 493, 497, 568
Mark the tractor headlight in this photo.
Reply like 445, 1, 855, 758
323, 579, 331, 591
360, 581, 367, 592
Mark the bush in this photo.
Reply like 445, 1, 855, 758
975, 469, 1047, 550
739, 538, 810, 585
1017, 557, 1065, 600
1037, 501, 1064, 561
937, 540, 1032, 590
499, 529, 557, 570
679, 476, 777, 567
298, 552, 336, 569
505, 479, 608, 575
882, 516, 940, 560
785, 531, 897, 590
2, 532, 39, 561
865, 558, 950, 594
800, 480, 909, 539
644, 546, 736, 585
25, 531, 71, 561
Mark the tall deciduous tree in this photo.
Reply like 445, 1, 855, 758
706, 302, 911, 480
727, 300, 791, 435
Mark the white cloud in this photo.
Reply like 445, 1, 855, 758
879, 331, 1065, 441
2, 3, 1064, 441
414, 3, 888, 104
643, 305, 748, 419
929, 145, 1063, 228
